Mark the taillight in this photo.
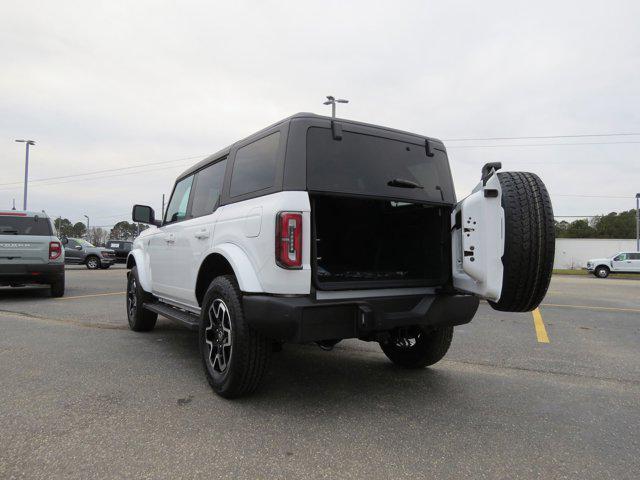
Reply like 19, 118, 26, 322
276, 212, 302, 269
49, 241, 62, 260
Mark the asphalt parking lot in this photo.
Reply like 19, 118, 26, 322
1, 266, 639, 479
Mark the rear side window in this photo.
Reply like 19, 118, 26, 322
165, 175, 194, 224
0, 215, 52, 236
191, 159, 227, 218
230, 132, 280, 197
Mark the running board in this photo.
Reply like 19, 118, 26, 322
143, 302, 200, 330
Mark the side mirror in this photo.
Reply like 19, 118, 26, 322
132, 204, 160, 226
61, 237, 68, 245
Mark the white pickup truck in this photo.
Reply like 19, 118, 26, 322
587, 252, 640, 278
126, 113, 555, 398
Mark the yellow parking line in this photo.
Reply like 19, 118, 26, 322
541, 303, 640, 313
532, 308, 549, 343
55, 292, 126, 301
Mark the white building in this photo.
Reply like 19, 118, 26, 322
554, 238, 638, 270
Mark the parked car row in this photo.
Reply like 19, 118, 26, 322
1, 209, 134, 298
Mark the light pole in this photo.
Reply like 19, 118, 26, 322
323, 95, 349, 118
84, 215, 90, 240
636, 193, 639, 252
15, 139, 35, 210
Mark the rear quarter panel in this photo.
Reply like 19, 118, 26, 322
213, 191, 311, 294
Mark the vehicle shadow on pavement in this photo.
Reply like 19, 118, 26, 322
259, 344, 454, 405
150, 329, 458, 407
0, 286, 51, 300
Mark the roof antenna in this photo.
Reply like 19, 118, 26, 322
323, 95, 349, 118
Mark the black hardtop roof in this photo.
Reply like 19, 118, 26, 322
178, 113, 445, 180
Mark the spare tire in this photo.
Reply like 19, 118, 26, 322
489, 171, 555, 312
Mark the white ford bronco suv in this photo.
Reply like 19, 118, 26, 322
126, 113, 555, 398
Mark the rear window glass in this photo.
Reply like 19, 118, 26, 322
306, 127, 454, 203
0, 215, 52, 236
230, 132, 280, 197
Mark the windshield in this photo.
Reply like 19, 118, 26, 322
77, 239, 95, 247
0, 215, 52, 236
306, 127, 455, 204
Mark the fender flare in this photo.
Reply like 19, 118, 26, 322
209, 243, 263, 293
126, 250, 152, 292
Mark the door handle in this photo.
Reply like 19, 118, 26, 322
194, 230, 209, 240
164, 233, 175, 244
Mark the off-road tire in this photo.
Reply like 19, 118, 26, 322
126, 267, 157, 331
595, 266, 610, 278
490, 171, 555, 312
380, 326, 453, 369
50, 275, 65, 298
199, 275, 271, 398
86, 256, 100, 270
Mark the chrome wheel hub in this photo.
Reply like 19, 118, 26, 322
205, 299, 232, 374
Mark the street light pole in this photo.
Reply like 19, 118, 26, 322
84, 215, 90, 240
323, 95, 349, 118
636, 193, 640, 252
15, 139, 35, 210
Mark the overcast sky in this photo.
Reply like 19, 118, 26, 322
1, 1, 639, 228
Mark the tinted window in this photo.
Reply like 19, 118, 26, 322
191, 159, 227, 218
230, 132, 280, 197
0, 215, 52, 236
307, 128, 454, 203
628, 253, 640, 260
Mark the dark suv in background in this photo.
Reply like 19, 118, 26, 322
106, 240, 133, 263
63, 238, 115, 269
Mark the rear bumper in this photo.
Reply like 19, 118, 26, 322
243, 293, 479, 343
0, 263, 64, 285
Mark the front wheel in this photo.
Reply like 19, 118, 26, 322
86, 256, 100, 270
199, 275, 271, 398
595, 266, 610, 278
379, 326, 453, 369
126, 267, 157, 331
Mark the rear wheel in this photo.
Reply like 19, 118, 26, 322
86, 256, 100, 270
199, 275, 271, 398
126, 267, 157, 331
379, 326, 453, 369
595, 266, 610, 278
50, 274, 65, 298
490, 171, 555, 312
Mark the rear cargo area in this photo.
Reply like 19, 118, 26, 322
311, 195, 450, 289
